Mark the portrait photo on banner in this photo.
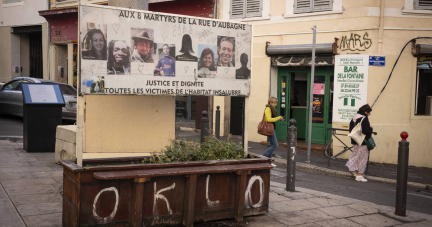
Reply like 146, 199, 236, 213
81, 23, 107, 61
153, 43, 176, 77
217, 36, 235, 68
131, 27, 155, 64
235, 53, 250, 80
197, 44, 217, 78
175, 34, 198, 62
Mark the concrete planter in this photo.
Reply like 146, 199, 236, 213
60, 155, 272, 227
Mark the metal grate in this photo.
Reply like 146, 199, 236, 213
29, 33, 43, 79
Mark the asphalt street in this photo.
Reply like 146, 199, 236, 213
270, 166, 432, 216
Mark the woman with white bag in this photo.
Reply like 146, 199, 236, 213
346, 104, 374, 182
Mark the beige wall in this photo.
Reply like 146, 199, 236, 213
217, 0, 432, 168
0, 27, 11, 82
82, 95, 175, 158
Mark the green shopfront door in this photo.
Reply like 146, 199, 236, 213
276, 67, 334, 144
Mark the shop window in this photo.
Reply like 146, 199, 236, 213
294, 0, 332, 14
414, 0, 432, 10
415, 68, 432, 115
230, 0, 262, 19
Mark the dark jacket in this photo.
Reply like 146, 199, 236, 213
349, 111, 373, 145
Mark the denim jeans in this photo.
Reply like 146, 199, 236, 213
262, 130, 278, 158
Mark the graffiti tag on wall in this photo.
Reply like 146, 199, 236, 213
340, 32, 372, 52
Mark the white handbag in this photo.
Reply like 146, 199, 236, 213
348, 117, 366, 146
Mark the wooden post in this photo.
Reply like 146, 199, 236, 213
234, 171, 248, 222
131, 179, 145, 227
183, 174, 198, 227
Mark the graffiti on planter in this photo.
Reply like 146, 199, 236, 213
93, 187, 119, 224
245, 175, 264, 208
206, 175, 220, 208
153, 182, 176, 217
340, 32, 372, 52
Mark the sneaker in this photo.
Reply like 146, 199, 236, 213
271, 163, 277, 167
355, 176, 368, 182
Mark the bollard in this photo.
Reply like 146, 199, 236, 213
286, 119, 297, 192
200, 110, 209, 144
395, 131, 409, 216
215, 106, 220, 139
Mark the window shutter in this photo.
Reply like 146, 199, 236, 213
415, 0, 432, 10
245, 0, 262, 18
313, 0, 332, 12
231, 0, 245, 19
295, 0, 312, 13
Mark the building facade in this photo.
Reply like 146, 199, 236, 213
0, 0, 49, 83
215, 0, 432, 168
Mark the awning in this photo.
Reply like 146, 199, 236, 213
266, 41, 338, 66
412, 44, 432, 56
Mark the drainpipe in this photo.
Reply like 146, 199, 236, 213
47, 0, 50, 80
378, 0, 384, 53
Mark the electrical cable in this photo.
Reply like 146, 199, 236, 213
371, 37, 432, 108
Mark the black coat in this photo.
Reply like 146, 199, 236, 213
349, 111, 373, 145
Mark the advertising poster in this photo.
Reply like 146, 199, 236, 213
79, 4, 252, 96
333, 55, 369, 122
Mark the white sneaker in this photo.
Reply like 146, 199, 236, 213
355, 176, 368, 182
271, 163, 277, 167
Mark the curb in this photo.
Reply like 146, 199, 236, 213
250, 152, 432, 191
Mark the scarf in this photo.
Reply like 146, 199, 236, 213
265, 104, 278, 117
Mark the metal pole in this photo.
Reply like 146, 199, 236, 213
395, 131, 409, 216
200, 111, 209, 144
215, 106, 220, 139
306, 26, 316, 163
286, 119, 297, 192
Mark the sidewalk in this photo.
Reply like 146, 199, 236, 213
1, 134, 432, 227
197, 182, 432, 227
175, 129, 432, 190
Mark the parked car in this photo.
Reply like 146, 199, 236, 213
0, 77, 76, 121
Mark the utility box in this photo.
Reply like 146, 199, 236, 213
22, 83, 65, 152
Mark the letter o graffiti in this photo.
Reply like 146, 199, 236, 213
245, 175, 264, 208
92, 187, 119, 223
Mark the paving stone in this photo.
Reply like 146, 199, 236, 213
0, 166, 54, 173
0, 157, 40, 163
0, 198, 26, 227
308, 198, 353, 207
37, 156, 56, 161
0, 152, 19, 157
28, 161, 62, 170
348, 214, 402, 227
0, 162, 31, 168
291, 223, 320, 227
394, 220, 432, 227
52, 176, 63, 183
270, 199, 322, 213
5, 184, 57, 196
380, 211, 425, 223
10, 193, 60, 206
271, 188, 318, 200
269, 209, 335, 226
270, 192, 292, 203
317, 205, 364, 218
0, 172, 34, 181
2, 177, 58, 188
32, 171, 63, 178
23, 212, 62, 227
16, 202, 62, 216
244, 215, 287, 227
315, 218, 364, 227
346, 204, 379, 214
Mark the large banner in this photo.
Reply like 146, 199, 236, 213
79, 4, 252, 96
333, 55, 369, 122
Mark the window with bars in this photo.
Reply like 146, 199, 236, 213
230, 0, 262, 19
294, 0, 333, 14
414, 0, 432, 10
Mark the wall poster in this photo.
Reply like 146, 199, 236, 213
79, 4, 252, 96
333, 55, 369, 122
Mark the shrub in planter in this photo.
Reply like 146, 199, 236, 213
142, 136, 246, 163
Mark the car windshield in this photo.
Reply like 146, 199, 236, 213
59, 84, 77, 96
